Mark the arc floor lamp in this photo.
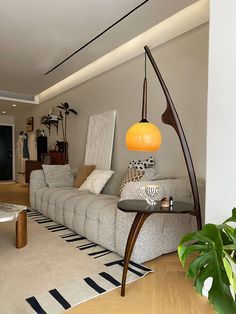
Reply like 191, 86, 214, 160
126, 45, 202, 230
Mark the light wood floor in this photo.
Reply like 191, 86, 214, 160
0, 184, 214, 314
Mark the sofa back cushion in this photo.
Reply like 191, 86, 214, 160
74, 165, 95, 188
42, 164, 74, 188
101, 170, 125, 196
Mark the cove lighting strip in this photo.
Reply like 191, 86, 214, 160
37, 0, 209, 104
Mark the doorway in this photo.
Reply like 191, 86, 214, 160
0, 125, 13, 180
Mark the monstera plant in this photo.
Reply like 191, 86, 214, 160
178, 208, 236, 314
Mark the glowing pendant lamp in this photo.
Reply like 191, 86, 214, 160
125, 45, 202, 230
126, 52, 162, 151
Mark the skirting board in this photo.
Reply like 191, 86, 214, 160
84, 110, 116, 170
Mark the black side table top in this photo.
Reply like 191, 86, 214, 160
118, 200, 195, 214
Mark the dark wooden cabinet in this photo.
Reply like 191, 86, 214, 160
25, 160, 43, 183
37, 136, 47, 161
49, 151, 67, 165
25, 151, 67, 183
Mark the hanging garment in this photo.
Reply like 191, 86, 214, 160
16, 134, 25, 174
17, 135, 23, 158
29, 133, 37, 160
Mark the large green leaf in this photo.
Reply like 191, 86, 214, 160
69, 108, 77, 115
56, 105, 64, 110
224, 208, 236, 224
178, 224, 236, 313
223, 256, 236, 294
178, 242, 209, 267
62, 102, 69, 109
224, 244, 236, 250
187, 254, 209, 281
178, 231, 212, 266
218, 224, 234, 242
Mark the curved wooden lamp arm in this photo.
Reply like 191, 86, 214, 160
144, 45, 202, 230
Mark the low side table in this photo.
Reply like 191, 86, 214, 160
0, 203, 27, 248
117, 199, 195, 296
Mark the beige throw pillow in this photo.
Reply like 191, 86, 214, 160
74, 165, 95, 188
79, 169, 114, 194
119, 169, 144, 194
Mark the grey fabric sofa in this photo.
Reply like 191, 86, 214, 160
30, 170, 204, 263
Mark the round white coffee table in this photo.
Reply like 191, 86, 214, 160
0, 203, 27, 248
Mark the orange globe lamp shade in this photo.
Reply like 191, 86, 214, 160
126, 121, 162, 151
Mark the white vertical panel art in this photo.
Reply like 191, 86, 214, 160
84, 110, 117, 170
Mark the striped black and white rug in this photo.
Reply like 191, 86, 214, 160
0, 209, 152, 314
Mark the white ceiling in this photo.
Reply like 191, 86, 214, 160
0, 100, 35, 119
0, 0, 197, 99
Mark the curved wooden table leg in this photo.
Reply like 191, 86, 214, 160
121, 212, 151, 296
16, 210, 27, 248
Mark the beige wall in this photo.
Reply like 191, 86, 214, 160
24, 24, 208, 178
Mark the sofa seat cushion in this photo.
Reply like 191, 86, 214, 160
36, 187, 78, 218
115, 210, 193, 263
51, 190, 92, 225
64, 194, 97, 234
84, 194, 118, 251
35, 187, 119, 252
63, 193, 119, 251
162, 213, 193, 254
85, 194, 119, 221
115, 210, 165, 263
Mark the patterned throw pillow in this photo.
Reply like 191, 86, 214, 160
128, 156, 155, 170
119, 169, 144, 195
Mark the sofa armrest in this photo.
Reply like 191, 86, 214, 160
120, 176, 205, 230
120, 177, 193, 202
30, 170, 47, 209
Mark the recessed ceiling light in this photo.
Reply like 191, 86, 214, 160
12, 104, 16, 107
1, 111, 6, 114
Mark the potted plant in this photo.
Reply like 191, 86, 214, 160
35, 129, 46, 138
56, 102, 77, 143
178, 208, 236, 314
40, 115, 51, 125
56, 102, 77, 162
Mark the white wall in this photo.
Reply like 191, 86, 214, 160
0, 115, 14, 125
23, 24, 208, 181
205, 1, 236, 223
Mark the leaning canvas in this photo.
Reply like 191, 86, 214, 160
84, 110, 116, 170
